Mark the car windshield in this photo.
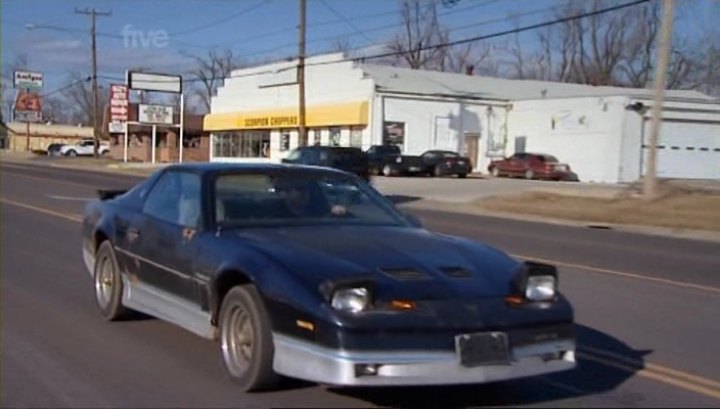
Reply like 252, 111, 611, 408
214, 172, 410, 228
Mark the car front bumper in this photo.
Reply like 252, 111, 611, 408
272, 333, 575, 386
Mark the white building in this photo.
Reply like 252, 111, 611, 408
204, 52, 720, 183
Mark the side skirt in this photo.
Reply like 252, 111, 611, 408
121, 276, 218, 340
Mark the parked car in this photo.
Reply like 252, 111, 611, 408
383, 149, 472, 178
81, 163, 576, 392
59, 138, 110, 157
281, 146, 370, 182
365, 144, 401, 175
46, 143, 65, 156
488, 153, 578, 181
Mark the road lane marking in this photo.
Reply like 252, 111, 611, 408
580, 346, 720, 389
578, 351, 720, 401
46, 194, 96, 201
513, 253, 720, 295
0, 198, 83, 222
3, 196, 720, 401
1, 168, 95, 189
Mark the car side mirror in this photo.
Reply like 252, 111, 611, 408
281, 158, 290, 164
405, 213, 422, 228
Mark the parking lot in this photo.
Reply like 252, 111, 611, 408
372, 174, 623, 203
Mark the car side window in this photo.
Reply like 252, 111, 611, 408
143, 171, 202, 228
422, 152, 437, 159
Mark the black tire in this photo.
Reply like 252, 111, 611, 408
93, 241, 129, 321
524, 169, 534, 180
457, 173, 467, 179
490, 167, 500, 177
219, 285, 278, 392
66, 150, 77, 157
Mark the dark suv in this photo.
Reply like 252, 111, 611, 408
281, 146, 371, 182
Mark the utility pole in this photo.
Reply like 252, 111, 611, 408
297, 0, 307, 147
643, 0, 674, 200
75, 8, 111, 158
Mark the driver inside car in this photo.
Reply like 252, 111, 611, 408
274, 179, 347, 218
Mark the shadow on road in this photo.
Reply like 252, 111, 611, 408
385, 194, 424, 205
329, 324, 647, 408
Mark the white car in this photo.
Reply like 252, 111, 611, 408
60, 139, 110, 157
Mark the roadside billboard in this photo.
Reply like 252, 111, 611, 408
138, 104, 174, 124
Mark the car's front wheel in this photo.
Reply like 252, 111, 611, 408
94, 241, 129, 321
219, 285, 277, 392
524, 169, 535, 180
65, 150, 77, 157
490, 166, 500, 177
382, 164, 394, 177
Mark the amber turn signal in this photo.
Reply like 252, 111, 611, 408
295, 320, 315, 331
504, 295, 525, 306
390, 300, 416, 310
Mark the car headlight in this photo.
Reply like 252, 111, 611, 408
526, 275, 556, 301
331, 288, 370, 312
395, 157, 402, 163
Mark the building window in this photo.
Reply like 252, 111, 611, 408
383, 121, 405, 150
213, 131, 270, 158
329, 127, 341, 146
312, 129, 322, 146
350, 127, 363, 148
280, 131, 290, 151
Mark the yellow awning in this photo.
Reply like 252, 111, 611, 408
203, 101, 369, 131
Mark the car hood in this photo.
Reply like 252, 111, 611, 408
231, 226, 520, 299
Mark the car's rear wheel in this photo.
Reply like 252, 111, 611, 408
219, 285, 277, 392
491, 166, 500, 177
433, 165, 443, 177
524, 169, 534, 180
458, 173, 467, 178
94, 241, 129, 321
66, 150, 77, 157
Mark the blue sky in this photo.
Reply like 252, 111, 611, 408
2, 0, 718, 98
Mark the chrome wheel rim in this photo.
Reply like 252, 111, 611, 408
221, 304, 254, 377
492, 167, 499, 177
94, 255, 114, 308
383, 165, 392, 176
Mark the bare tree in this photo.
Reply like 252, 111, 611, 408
389, 0, 448, 70
183, 49, 239, 114
61, 72, 107, 126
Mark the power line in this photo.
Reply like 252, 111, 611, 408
168, 0, 271, 37
176, 0, 503, 51
319, 0, 374, 44
99, 0, 651, 85
39, 77, 91, 98
309, 0, 652, 67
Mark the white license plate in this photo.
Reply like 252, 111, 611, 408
458, 161, 466, 165
409, 166, 422, 172
555, 165, 567, 171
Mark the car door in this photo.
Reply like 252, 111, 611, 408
508, 153, 526, 175
131, 170, 203, 302
78, 140, 94, 155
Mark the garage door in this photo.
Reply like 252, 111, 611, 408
642, 120, 720, 179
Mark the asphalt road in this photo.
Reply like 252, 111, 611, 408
2, 161, 720, 408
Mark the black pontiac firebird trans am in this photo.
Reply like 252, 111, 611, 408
82, 163, 576, 391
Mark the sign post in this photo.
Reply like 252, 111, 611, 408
13, 70, 43, 151
125, 71, 183, 164
109, 84, 130, 162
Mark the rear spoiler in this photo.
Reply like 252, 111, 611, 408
97, 189, 127, 201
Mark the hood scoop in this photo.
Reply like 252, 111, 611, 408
379, 268, 431, 281
439, 266, 473, 278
